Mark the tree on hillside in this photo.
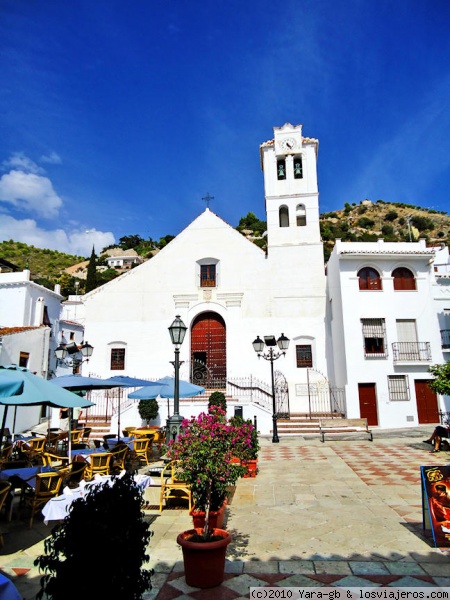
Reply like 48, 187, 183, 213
85, 246, 97, 293
428, 362, 450, 396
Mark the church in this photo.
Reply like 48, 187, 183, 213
81, 123, 449, 434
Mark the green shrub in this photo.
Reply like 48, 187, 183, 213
138, 398, 159, 425
35, 473, 152, 599
385, 210, 398, 221
208, 391, 226, 412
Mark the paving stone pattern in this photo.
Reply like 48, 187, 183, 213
1, 429, 449, 599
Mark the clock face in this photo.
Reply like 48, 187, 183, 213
279, 137, 296, 151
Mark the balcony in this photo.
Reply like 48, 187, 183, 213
441, 330, 450, 350
392, 342, 431, 363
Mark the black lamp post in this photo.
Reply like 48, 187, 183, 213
167, 315, 187, 442
252, 333, 290, 443
55, 341, 94, 375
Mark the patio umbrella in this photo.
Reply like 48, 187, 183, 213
0, 366, 94, 456
128, 376, 205, 400
0, 377, 24, 398
50, 374, 119, 392
102, 376, 161, 439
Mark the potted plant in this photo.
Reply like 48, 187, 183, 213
229, 416, 259, 476
207, 390, 227, 412
34, 472, 152, 599
138, 398, 159, 425
167, 406, 249, 588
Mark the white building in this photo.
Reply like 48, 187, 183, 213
82, 124, 329, 431
326, 238, 448, 428
0, 268, 64, 433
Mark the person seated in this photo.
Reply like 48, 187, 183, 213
423, 423, 450, 453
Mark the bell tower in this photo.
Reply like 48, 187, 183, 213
260, 123, 321, 250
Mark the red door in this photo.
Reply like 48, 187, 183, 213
415, 380, 439, 424
191, 312, 226, 388
358, 383, 378, 426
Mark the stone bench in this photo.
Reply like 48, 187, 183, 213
319, 417, 373, 442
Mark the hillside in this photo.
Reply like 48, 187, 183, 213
1, 201, 449, 294
320, 200, 449, 261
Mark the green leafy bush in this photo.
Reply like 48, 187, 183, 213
208, 391, 226, 412
35, 473, 152, 599
138, 398, 159, 425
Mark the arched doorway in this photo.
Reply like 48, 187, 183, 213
191, 312, 226, 388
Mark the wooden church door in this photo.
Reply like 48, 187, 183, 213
191, 312, 226, 388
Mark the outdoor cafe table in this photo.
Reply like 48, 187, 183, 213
41, 472, 154, 523
0, 465, 55, 520
104, 436, 135, 450
0, 573, 21, 600
71, 448, 107, 462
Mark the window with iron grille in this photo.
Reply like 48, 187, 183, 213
361, 318, 387, 357
111, 348, 125, 370
388, 375, 410, 401
200, 264, 216, 287
296, 344, 312, 368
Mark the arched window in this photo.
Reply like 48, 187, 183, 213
296, 204, 306, 226
279, 205, 289, 227
392, 267, 416, 290
277, 159, 286, 180
358, 267, 382, 290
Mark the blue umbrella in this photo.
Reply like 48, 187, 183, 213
0, 378, 24, 398
128, 376, 205, 400
50, 374, 120, 392
0, 366, 94, 452
102, 376, 161, 439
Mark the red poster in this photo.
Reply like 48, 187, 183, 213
421, 465, 450, 548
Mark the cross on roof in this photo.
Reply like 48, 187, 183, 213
202, 192, 214, 208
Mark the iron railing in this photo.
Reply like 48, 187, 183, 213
440, 330, 450, 349
392, 342, 431, 362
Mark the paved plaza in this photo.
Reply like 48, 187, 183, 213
1, 426, 450, 599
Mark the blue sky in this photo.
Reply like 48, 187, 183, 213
1, 0, 449, 257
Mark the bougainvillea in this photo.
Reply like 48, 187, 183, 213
167, 406, 252, 535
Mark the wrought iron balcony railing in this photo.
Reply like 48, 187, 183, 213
392, 342, 431, 362
440, 329, 450, 349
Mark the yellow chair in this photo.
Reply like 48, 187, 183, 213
21, 471, 64, 528
59, 461, 87, 489
0, 443, 13, 469
0, 481, 12, 545
110, 444, 129, 474
84, 453, 112, 481
42, 452, 70, 470
20, 437, 46, 464
159, 460, 192, 512
131, 438, 152, 467
81, 427, 92, 447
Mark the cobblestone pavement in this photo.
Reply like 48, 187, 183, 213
1, 426, 449, 599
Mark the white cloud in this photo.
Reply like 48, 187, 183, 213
0, 215, 115, 257
2, 152, 43, 174
0, 169, 63, 218
40, 152, 62, 165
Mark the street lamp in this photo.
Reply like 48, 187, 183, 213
167, 315, 187, 442
55, 341, 94, 375
252, 333, 290, 443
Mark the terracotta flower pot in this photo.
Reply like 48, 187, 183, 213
242, 459, 258, 477
177, 528, 232, 588
190, 499, 227, 529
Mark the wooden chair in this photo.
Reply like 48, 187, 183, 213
0, 481, 12, 545
152, 429, 166, 456
42, 452, 70, 470
110, 444, 129, 474
21, 471, 64, 528
81, 427, 92, 447
159, 460, 192, 512
122, 426, 136, 437
59, 461, 87, 489
19, 437, 46, 464
131, 438, 152, 468
84, 453, 112, 481
0, 443, 13, 469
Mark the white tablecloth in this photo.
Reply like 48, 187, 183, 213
42, 472, 154, 523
